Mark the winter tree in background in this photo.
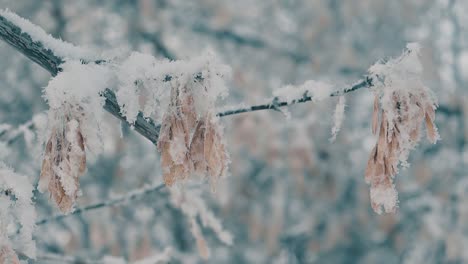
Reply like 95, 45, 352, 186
0, 0, 466, 263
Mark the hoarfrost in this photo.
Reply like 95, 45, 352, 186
273, 80, 333, 104
0, 9, 98, 61
0, 163, 36, 259
330, 96, 346, 142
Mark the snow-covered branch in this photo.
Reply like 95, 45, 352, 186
0, 10, 163, 144
0, 13, 62, 74
0, 10, 374, 147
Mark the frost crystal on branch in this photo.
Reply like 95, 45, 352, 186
365, 43, 440, 214
0, 9, 98, 61
115, 52, 230, 125
273, 80, 333, 104
330, 96, 346, 142
170, 188, 232, 260
0, 163, 36, 260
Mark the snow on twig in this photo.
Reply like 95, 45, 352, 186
35, 182, 165, 225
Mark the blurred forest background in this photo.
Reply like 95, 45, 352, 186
0, 0, 467, 263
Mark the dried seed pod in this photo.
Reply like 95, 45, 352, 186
179, 85, 197, 131
365, 89, 439, 214
39, 116, 86, 213
203, 115, 229, 184
364, 44, 440, 214
158, 82, 229, 187
158, 114, 192, 186
189, 114, 230, 185
157, 83, 196, 186
190, 120, 207, 175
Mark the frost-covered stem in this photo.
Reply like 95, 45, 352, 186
100, 88, 162, 144
35, 183, 165, 225
217, 77, 373, 117
0, 120, 34, 144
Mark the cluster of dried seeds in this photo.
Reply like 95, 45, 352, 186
158, 82, 229, 187
366, 89, 439, 214
39, 108, 86, 213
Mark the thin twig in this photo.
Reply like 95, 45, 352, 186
217, 77, 373, 117
0, 120, 34, 144
35, 183, 165, 225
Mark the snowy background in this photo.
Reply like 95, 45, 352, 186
0, 1, 467, 263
